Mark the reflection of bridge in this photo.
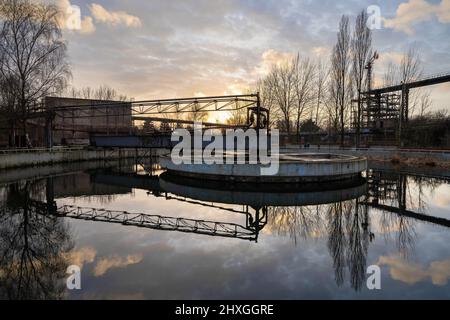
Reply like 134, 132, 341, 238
366, 170, 450, 228
30, 200, 266, 242
8, 166, 450, 243
363, 201, 450, 228
89, 168, 450, 230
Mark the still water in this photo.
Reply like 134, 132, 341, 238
0, 159, 449, 299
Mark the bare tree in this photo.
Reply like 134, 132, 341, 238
418, 90, 431, 117
0, 0, 70, 147
226, 107, 247, 126
314, 59, 329, 126
383, 62, 397, 87
326, 75, 340, 137
265, 61, 296, 134
399, 47, 423, 84
382, 46, 427, 118
256, 78, 280, 128
331, 15, 352, 146
293, 54, 316, 138
399, 48, 425, 118
352, 10, 372, 146
68, 85, 129, 101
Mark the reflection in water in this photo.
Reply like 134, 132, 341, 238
0, 180, 73, 299
0, 161, 449, 298
267, 199, 371, 290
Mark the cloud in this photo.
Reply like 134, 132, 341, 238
56, 0, 96, 34
253, 49, 295, 77
56, 1, 141, 33
384, 0, 450, 35
378, 52, 404, 65
79, 15, 96, 34
94, 254, 143, 276
89, 3, 142, 28
311, 46, 330, 58
437, 0, 450, 23
62, 0, 450, 110
378, 255, 450, 286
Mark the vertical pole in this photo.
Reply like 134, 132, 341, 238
398, 85, 406, 147
256, 93, 261, 160
45, 113, 53, 148
46, 177, 55, 212
135, 147, 138, 171
404, 88, 409, 123
256, 92, 261, 130
356, 91, 361, 148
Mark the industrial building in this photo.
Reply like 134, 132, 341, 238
0, 97, 132, 148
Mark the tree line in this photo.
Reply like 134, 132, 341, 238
0, 0, 129, 147
253, 11, 441, 146
1, 1, 446, 148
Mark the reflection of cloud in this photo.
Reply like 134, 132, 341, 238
429, 259, 450, 285
94, 254, 143, 276
67, 247, 97, 269
384, 0, 450, 35
378, 255, 450, 286
433, 185, 450, 208
89, 3, 142, 28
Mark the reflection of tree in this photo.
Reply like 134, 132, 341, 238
345, 200, 369, 290
378, 212, 416, 259
269, 198, 371, 290
0, 182, 73, 299
268, 206, 325, 245
327, 202, 347, 286
267, 171, 445, 290
371, 172, 428, 258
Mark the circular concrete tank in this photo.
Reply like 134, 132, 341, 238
159, 153, 367, 183
159, 172, 367, 207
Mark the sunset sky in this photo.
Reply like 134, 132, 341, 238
55, 0, 450, 111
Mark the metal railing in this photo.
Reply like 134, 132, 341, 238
0, 146, 85, 155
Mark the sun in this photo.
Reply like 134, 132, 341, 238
207, 111, 230, 124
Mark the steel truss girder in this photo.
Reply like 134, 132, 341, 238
30, 94, 259, 120
31, 202, 259, 241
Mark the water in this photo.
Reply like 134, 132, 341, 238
0, 159, 449, 299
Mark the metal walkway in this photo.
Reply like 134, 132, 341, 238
30, 201, 262, 241
364, 72, 450, 94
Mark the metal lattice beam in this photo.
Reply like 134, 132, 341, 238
31, 201, 259, 241
28, 94, 259, 120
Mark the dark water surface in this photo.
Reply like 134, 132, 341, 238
0, 160, 449, 299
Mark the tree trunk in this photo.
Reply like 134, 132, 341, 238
10, 120, 16, 148
356, 91, 361, 147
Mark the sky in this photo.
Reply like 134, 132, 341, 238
53, 0, 450, 111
